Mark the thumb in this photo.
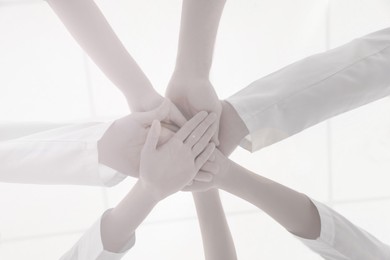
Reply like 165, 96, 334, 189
211, 125, 220, 146
132, 101, 168, 126
144, 120, 161, 151
167, 101, 187, 127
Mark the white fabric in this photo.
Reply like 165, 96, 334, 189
0, 122, 130, 259
227, 27, 390, 152
60, 209, 136, 260
296, 200, 390, 260
0, 121, 126, 186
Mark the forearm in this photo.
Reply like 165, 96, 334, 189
219, 160, 321, 239
101, 181, 159, 252
97, 119, 135, 177
174, 0, 226, 79
190, 102, 241, 260
192, 190, 237, 260
218, 101, 249, 156
46, 0, 155, 110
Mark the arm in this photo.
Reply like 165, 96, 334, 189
0, 122, 124, 186
166, 1, 237, 259
185, 149, 321, 238
101, 112, 217, 253
45, 0, 159, 112
217, 101, 250, 155
210, 150, 390, 259
225, 27, 390, 153
173, 0, 226, 78
189, 101, 248, 260
166, 0, 226, 142
61, 112, 217, 259
217, 154, 321, 239
0, 101, 183, 185
192, 190, 237, 260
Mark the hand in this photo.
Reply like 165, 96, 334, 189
132, 92, 187, 126
166, 77, 222, 145
138, 111, 217, 201
183, 148, 231, 192
98, 100, 184, 177
217, 100, 249, 156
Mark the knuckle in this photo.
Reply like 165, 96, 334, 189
197, 153, 207, 162
192, 143, 202, 155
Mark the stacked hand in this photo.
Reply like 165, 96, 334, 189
99, 99, 186, 177
101, 94, 226, 192
166, 76, 222, 146
138, 111, 218, 200
49, 0, 238, 257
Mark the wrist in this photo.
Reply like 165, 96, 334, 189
218, 101, 249, 156
215, 157, 234, 191
169, 70, 210, 85
128, 89, 162, 112
133, 180, 162, 205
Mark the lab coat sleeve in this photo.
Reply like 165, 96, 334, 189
295, 200, 390, 260
0, 122, 126, 186
227, 27, 390, 152
60, 209, 136, 260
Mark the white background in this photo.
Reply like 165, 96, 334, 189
1, 0, 390, 259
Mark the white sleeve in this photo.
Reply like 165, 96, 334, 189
0, 122, 126, 186
295, 199, 390, 260
226, 27, 390, 152
60, 209, 136, 260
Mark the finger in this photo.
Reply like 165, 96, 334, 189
161, 122, 180, 133
200, 161, 219, 175
144, 120, 161, 150
191, 121, 218, 157
211, 124, 220, 146
194, 171, 213, 182
209, 153, 216, 162
195, 143, 216, 171
174, 111, 208, 142
131, 101, 167, 126
182, 180, 213, 192
184, 113, 217, 148
167, 101, 187, 127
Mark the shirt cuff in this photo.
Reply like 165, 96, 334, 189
295, 199, 335, 247
293, 199, 347, 259
225, 98, 273, 153
98, 164, 127, 187
72, 209, 136, 260
84, 121, 127, 187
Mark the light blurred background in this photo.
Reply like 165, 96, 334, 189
1, 0, 390, 259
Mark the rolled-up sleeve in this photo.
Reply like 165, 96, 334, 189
295, 199, 390, 260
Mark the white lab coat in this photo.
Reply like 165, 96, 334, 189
227, 26, 390, 152
4, 25, 390, 260
226, 26, 390, 259
296, 200, 390, 260
60, 209, 135, 260
0, 122, 133, 259
0, 121, 125, 186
